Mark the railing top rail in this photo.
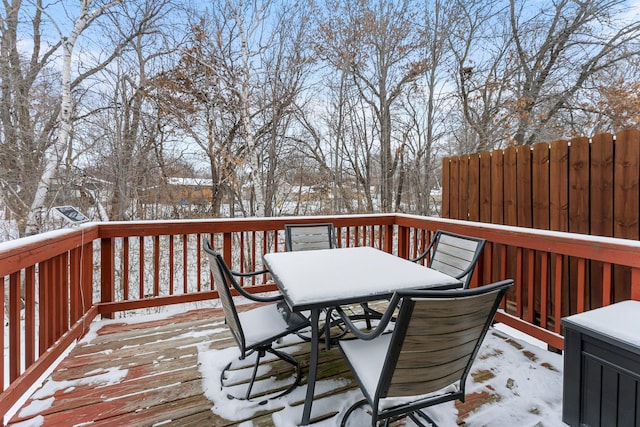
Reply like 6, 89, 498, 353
1, 213, 640, 276
95, 213, 397, 237
0, 223, 99, 276
396, 214, 640, 267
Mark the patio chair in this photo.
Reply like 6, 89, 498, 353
202, 239, 309, 402
284, 223, 338, 251
410, 230, 486, 288
335, 279, 513, 427
284, 223, 377, 342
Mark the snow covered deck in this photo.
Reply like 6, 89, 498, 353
7, 303, 565, 427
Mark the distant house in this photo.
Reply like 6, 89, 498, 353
165, 177, 214, 206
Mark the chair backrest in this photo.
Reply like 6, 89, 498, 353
428, 231, 486, 288
284, 223, 337, 252
202, 239, 246, 354
377, 280, 512, 403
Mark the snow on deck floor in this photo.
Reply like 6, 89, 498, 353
7, 303, 566, 427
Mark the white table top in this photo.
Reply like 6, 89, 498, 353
263, 246, 462, 311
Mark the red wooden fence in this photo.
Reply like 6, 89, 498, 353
442, 129, 640, 316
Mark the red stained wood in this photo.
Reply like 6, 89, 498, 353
469, 154, 480, 222
441, 157, 450, 218
154, 235, 160, 296
491, 150, 504, 224
516, 145, 532, 228
0, 272, 3, 391
123, 237, 130, 300
25, 265, 36, 367
9, 272, 20, 382
479, 151, 492, 223
614, 130, 640, 239
459, 155, 470, 220
169, 235, 175, 295
450, 156, 460, 220
569, 137, 590, 234
503, 147, 518, 227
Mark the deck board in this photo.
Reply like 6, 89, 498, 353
7, 303, 563, 426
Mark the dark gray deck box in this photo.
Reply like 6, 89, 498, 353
562, 300, 640, 427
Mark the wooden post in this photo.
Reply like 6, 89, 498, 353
396, 225, 409, 259
101, 237, 115, 319
9, 272, 20, 382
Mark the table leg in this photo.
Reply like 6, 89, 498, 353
301, 308, 320, 425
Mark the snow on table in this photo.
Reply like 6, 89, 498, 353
263, 246, 461, 308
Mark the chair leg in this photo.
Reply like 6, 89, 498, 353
340, 398, 368, 427
409, 409, 438, 427
221, 346, 301, 402
265, 347, 302, 399
220, 350, 266, 401
323, 307, 348, 350
244, 349, 265, 400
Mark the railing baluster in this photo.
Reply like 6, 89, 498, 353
484, 243, 493, 284
83, 242, 93, 316
553, 253, 563, 333
101, 237, 115, 319
499, 244, 507, 310
169, 235, 174, 296
9, 272, 20, 382
182, 234, 188, 294
139, 236, 145, 298
70, 247, 81, 324
251, 231, 257, 286
123, 237, 129, 300
197, 236, 202, 292
516, 247, 523, 318
602, 262, 612, 305
632, 267, 640, 300
239, 232, 246, 286
577, 258, 586, 312
1, 277, 4, 391
153, 235, 160, 296
526, 249, 534, 323
62, 252, 70, 339
540, 252, 549, 328
39, 261, 48, 351
25, 265, 36, 366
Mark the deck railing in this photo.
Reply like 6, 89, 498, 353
2, 213, 640, 417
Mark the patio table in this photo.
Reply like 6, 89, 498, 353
263, 246, 462, 425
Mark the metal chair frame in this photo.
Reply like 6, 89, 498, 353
203, 239, 309, 402
336, 279, 514, 426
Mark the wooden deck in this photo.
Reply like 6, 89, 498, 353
7, 304, 564, 426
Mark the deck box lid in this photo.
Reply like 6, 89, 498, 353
562, 300, 640, 353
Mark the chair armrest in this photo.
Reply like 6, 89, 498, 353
228, 268, 282, 303
334, 295, 400, 340
408, 239, 436, 263
230, 268, 270, 277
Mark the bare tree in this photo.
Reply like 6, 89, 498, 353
508, 0, 640, 145
315, 0, 427, 212
0, 0, 174, 235
26, 0, 125, 233
447, 0, 514, 153
0, 1, 63, 235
